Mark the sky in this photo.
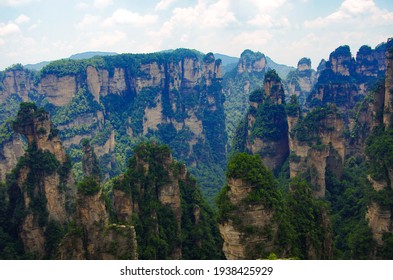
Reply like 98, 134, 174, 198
0, 0, 392, 70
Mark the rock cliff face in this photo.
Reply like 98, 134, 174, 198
217, 154, 281, 260
289, 105, 345, 198
7, 103, 76, 258
233, 70, 288, 171
383, 39, 393, 128
218, 178, 278, 259
0, 134, 24, 182
217, 153, 333, 260
222, 50, 270, 145
287, 58, 316, 103
111, 142, 223, 260
0, 49, 227, 198
59, 188, 138, 260
59, 139, 137, 260
365, 39, 393, 248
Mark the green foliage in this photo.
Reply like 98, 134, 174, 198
294, 105, 337, 144
227, 153, 281, 208
78, 176, 100, 196
44, 221, 65, 259
0, 94, 22, 125
41, 57, 104, 77
111, 142, 223, 259
179, 173, 224, 259
264, 69, 281, 83
249, 89, 264, 103
286, 95, 301, 117
0, 119, 15, 147
215, 185, 237, 222
325, 156, 375, 259
251, 101, 288, 141
365, 126, 393, 183
285, 179, 330, 259
49, 87, 102, 126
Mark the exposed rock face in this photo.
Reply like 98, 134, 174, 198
59, 141, 137, 260
365, 39, 393, 247
59, 189, 138, 260
383, 39, 393, 128
39, 75, 77, 106
1, 69, 33, 103
0, 134, 24, 182
111, 142, 222, 260
287, 58, 316, 103
290, 106, 345, 198
366, 202, 392, 245
309, 44, 387, 111
234, 70, 289, 171
329, 45, 354, 76
9, 103, 76, 258
0, 49, 227, 198
218, 178, 277, 259
237, 50, 267, 74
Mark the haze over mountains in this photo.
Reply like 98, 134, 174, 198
1, 38, 393, 260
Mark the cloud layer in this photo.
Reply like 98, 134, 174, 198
0, 0, 392, 69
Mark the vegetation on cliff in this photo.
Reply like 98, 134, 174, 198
217, 153, 331, 259
113, 142, 223, 259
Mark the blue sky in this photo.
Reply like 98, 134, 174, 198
0, 0, 392, 70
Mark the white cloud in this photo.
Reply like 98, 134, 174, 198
15, 14, 30, 24
0, 22, 20, 36
304, 0, 393, 28
75, 2, 89, 10
200, 0, 237, 28
93, 0, 113, 9
248, 0, 287, 11
88, 30, 127, 49
75, 14, 101, 29
247, 14, 289, 28
155, 0, 177, 11
103, 9, 158, 27
3, 0, 35, 6
151, 0, 237, 41
232, 30, 272, 47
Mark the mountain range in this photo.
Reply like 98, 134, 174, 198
0, 38, 393, 259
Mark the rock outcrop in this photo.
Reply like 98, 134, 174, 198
218, 178, 278, 259
217, 154, 281, 259
0, 49, 227, 198
289, 105, 345, 198
287, 57, 316, 103
8, 103, 76, 258
0, 133, 24, 182
109, 142, 223, 260
233, 70, 288, 171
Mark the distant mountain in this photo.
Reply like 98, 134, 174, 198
24, 51, 118, 71
69, 51, 118, 60
266, 56, 296, 79
214, 53, 239, 74
24, 61, 51, 71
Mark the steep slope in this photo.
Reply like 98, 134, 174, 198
0, 104, 222, 259
232, 69, 288, 171
217, 153, 332, 260
0, 49, 227, 199
111, 142, 223, 260
286, 57, 317, 104
222, 50, 294, 146
6, 102, 76, 258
